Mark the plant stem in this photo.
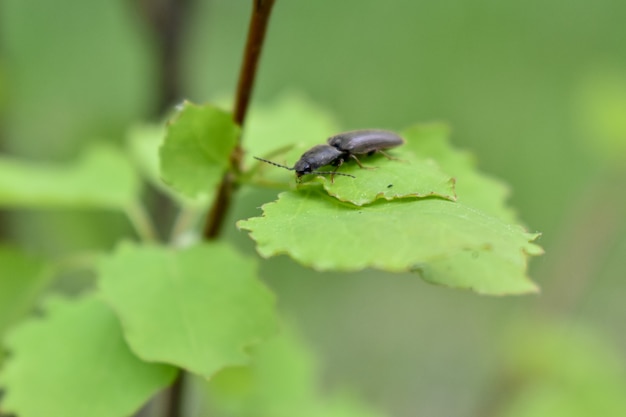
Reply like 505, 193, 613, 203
164, 372, 186, 417
137, 0, 192, 114
136, 0, 193, 242
125, 202, 159, 242
203, 0, 276, 240
232, 0, 277, 127
169, 206, 203, 245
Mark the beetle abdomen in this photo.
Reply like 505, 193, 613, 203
327, 129, 405, 154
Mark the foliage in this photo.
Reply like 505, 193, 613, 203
0, 144, 139, 210
0, 93, 543, 417
160, 102, 240, 199
0, 296, 177, 417
239, 114, 541, 295
98, 242, 278, 378
203, 325, 387, 417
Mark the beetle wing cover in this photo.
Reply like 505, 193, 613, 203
327, 129, 405, 154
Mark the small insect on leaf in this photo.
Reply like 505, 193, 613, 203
254, 129, 404, 182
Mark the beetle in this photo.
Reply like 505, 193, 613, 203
254, 129, 404, 181
326, 129, 405, 168
253, 144, 355, 181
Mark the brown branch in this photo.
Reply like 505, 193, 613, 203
163, 372, 185, 417
232, 0, 276, 127
137, 0, 192, 114
135, 0, 194, 242
203, 0, 276, 240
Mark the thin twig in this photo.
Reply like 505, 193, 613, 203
232, 0, 276, 127
203, 0, 277, 240
125, 202, 159, 243
169, 206, 203, 246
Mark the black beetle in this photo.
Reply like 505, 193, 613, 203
254, 144, 355, 181
326, 129, 405, 168
254, 129, 404, 181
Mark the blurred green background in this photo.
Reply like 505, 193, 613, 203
1, 0, 625, 416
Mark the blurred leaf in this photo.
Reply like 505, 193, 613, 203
0, 246, 50, 336
499, 320, 626, 417
98, 242, 278, 378
315, 394, 389, 417
160, 102, 239, 198
242, 91, 342, 168
127, 123, 171, 192
206, 325, 387, 417
0, 295, 177, 417
0, 144, 139, 209
206, 326, 319, 417
402, 123, 518, 223
127, 123, 208, 207
238, 189, 539, 295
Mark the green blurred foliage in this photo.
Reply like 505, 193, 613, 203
98, 242, 278, 379
576, 71, 626, 168
202, 325, 388, 417
0, 295, 177, 417
498, 320, 626, 417
1, 1, 625, 417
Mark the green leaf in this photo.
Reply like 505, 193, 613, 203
127, 123, 209, 207
0, 144, 139, 209
206, 326, 320, 417
0, 246, 51, 336
205, 325, 387, 417
402, 123, 519, 223
160, 101, 239, 198
242, 91, 342, 168
0, 295, 177, 417
98, 242, 278, 378
238, 189, 539, 294
414, 246, 538, 295
314, 149, 456, 206
252, 145, 455, 206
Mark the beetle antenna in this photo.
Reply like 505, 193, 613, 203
253, 156, 294, 171
310, 171, 356, 178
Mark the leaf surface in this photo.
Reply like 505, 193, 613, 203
0, 144, 139, 209
160, 102, 239, 197
0, 295, 176, 417
128, 123, 208, 207
314, 149, 455, 206
98, 242, 278, 378
402, 123, 518, 222
238, 190, 539, 294
251, 140, 455, 206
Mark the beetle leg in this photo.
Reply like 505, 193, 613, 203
349, 154, 376, 170
377, 150, 401, 161
329, 159, 344, 183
